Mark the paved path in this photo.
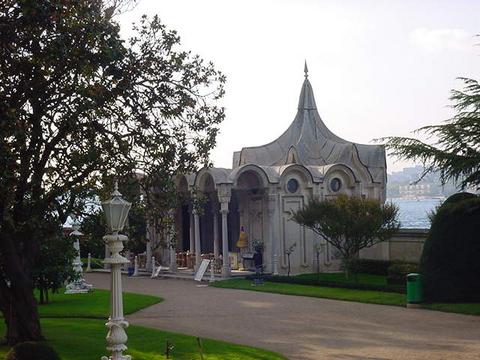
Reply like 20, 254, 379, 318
86, 273, 480, 360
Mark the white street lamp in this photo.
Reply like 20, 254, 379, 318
101, 182, 132, 360
65, 223, 92, 294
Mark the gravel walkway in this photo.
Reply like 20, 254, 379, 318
86, 273, 480, 360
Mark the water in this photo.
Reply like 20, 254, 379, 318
387, 198, 444, 229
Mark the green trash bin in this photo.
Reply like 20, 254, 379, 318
406, 273, 423, 306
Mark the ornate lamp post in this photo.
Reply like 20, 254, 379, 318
101, 183, 132, 360
65, 223, 92, 294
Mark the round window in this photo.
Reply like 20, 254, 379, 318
330, 178, 342, 192
286, 178, 299, 193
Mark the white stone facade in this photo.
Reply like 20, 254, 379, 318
175, 67, 387, 275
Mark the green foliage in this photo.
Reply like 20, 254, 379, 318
292, 195, 399, 277
420, 194, 480, 302
386, 261, 418, 285
381, 77, 480, 190
6, 341, 60, 360
0, 0, 225, 343
349, 259, 393, 276
33, 228, 78, 304
261, 273, 405, 293
79, 210, 106, 258
441, 191, 476, 206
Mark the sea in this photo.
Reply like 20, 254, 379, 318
387, 198, 444, 229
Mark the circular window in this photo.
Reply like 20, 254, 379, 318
286, 178, 299, 193
330, 178, 342, 192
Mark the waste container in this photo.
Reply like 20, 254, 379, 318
406, 273, 423, 307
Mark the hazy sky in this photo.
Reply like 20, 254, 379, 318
119, 0, 480, 173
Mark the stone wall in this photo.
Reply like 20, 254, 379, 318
359, 228, 428, 263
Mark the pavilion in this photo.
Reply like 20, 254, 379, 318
173, 64, 387, 277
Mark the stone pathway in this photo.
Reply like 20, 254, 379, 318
86, 273, 480, 360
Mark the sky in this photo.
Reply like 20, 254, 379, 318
118, 0, 480, 173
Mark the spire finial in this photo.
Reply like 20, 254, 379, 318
112, 180, 122, 197
304, 60, 308, 78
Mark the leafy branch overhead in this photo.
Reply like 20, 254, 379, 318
0, 0, 225, 345
292, 195, 399, 278
380, 77, 480, 190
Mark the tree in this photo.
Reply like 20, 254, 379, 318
33, 229, 77, 305
420, 194, 480, 302
0, 0, 225, 345
381, 77, 480, 190
292, 195, 399, 279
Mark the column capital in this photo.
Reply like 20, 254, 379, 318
220, 202, 229, 214
217, 184, 231, 202
211, 201, 220, 214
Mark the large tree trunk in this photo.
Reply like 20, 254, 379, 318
0, 232, 43, 345
0, 283, 43, 345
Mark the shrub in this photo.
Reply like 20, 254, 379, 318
259, 274, 406, 293
420, 194, 480, 302
441, 192, 477, 206
350, 259, 393, 276
6, 341, 60, 360
387, 261, 418, 285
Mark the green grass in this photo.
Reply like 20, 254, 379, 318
36, 289, 162, 318
423, 302, 480, 316
213, 279, 406, 306
0, 319, 285, 360
81, 257, 104, 269
294, 272, 388, 286
213, 279, 480, 316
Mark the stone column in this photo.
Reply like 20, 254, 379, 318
168, 231, 177, 272
212, 204, 220, 259
220, 206, 230, 277
189, 209, 195, 254
219, 185, 231, 278
104, 243, 110, 270
267, 192, 278, 275
194, 209, 201, 270
145, 228, 152, 272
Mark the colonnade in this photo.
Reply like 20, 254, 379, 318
187, 186, 232, 277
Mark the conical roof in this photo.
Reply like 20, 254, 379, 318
233, 68, 386, 183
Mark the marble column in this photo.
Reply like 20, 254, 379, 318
194, 209, 201, 270
267, 192, 278, 275
220, 206, 230, 277
189, 210, 195, 254
213, 206, 220, 259
104, 243, 110, 269
218, 185, 231, 278
145, 228, 152, 272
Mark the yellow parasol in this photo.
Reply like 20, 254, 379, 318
236, 225, 248, 248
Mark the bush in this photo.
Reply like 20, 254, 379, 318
259, 274, 406, 293
441, 192, 477, 206
349, 259, 393, 276
387, 261, 418, 285
420, 194, 480, 302
6, 341, 60, 360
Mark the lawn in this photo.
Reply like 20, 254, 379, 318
294, 272, 388, 286
213, 279, 480, 316
36, 289, 162, 318
422, 302, 480, 316
1, 288, 285, 359
212, 279, 406, 306
0, 319, 286, 360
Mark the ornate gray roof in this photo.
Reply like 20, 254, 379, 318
233, 69, 386, 184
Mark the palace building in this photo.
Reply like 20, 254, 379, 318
173, 65, 387, 276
